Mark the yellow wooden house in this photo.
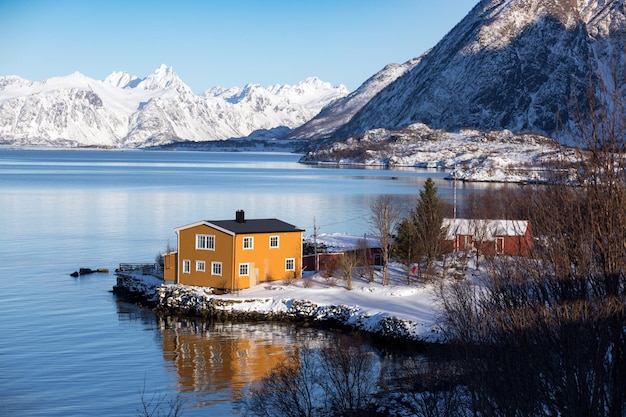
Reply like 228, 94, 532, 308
163, 210, 304, 290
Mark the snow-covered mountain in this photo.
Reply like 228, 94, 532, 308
287, 57, 422, 140
0, 64, 348, 148
306, 0, 626, 142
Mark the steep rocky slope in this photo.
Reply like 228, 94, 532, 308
323, 0, 626, 141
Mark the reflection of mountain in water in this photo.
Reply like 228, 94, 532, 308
158, 317, 327, 396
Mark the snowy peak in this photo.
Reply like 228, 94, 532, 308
134, 64, 191, 93
103, 71, 140, 89
0, 65, 349, 148
274, 77, 349, 108
289, 57, 422, 140
102, 65, 186, 91
0, 75, 28, 90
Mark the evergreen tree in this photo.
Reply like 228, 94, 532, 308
414, 178, 446, 276
393, 217, 419, 284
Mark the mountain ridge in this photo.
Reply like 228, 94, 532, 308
0, 65, 348, 148
295, 0, 626, 143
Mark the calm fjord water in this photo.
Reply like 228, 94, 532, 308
0, 149, 493, 416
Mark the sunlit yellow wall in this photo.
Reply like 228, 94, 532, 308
176, 223, 302, 290
233, 231, 303, 288
177, 224, 235, 288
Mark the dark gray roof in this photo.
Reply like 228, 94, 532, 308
207, 218, 304, 234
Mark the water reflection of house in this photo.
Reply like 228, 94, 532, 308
443, 218, 532, 256
160, 319, 294, 394
164, 210, 304, 290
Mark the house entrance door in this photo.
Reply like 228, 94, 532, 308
496, 237, 505, 255
250, 263, 259, 287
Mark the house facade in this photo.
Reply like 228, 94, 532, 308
164, 210, 304, 290
443, 218, 532, 256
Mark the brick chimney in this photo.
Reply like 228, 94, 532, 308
235, 210, 245, 223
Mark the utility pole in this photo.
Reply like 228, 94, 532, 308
453, 161, 458, 252
313, 216, 319, 272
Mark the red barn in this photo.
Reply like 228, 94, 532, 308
443, 218, 532, 256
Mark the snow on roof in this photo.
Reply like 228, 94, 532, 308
304, 233, 380, 252
443, 218, 529, 240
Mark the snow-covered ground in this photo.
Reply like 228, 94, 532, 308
234, 262, 444, 341
116, 233, 487, 343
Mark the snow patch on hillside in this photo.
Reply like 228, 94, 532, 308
301, 123, 580, 183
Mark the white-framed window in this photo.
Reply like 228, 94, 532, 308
239, 263, 249, 276
182, 259, 191, 274
285, 258, 295, 271
196, 260, 205, 272
196, 234, 215, 250
243, 236, 254, 250
270, 235, 279, 248
212, 262, 222, 276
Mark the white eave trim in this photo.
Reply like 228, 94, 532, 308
173, 220, 236, 236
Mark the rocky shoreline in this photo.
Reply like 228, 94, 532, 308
112, 272, 436, 344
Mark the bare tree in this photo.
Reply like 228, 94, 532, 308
136, 381, 184, 417
244, 346, 321, 417
369, 195, 400, 285
438, 64, 626, 417
357, 237, 376, 283
319, 335, 378, 416
244, 337, 379, 417
467, 218, 493, 269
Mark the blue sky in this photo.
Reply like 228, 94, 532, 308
0, 0, 478, 92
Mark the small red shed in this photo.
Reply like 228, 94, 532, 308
443, 218, 532, 256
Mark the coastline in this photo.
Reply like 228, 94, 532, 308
112, 271, 443, 345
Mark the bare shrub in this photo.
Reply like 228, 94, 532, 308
324, 256, 339, 279
244, 346, 320, 417
323, 275, 338, 288
302, 275, 313, 288
319, 335, 379, 416
282, 271, 297, 286
243, 337, 379, 417
392, 356, 469, 417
